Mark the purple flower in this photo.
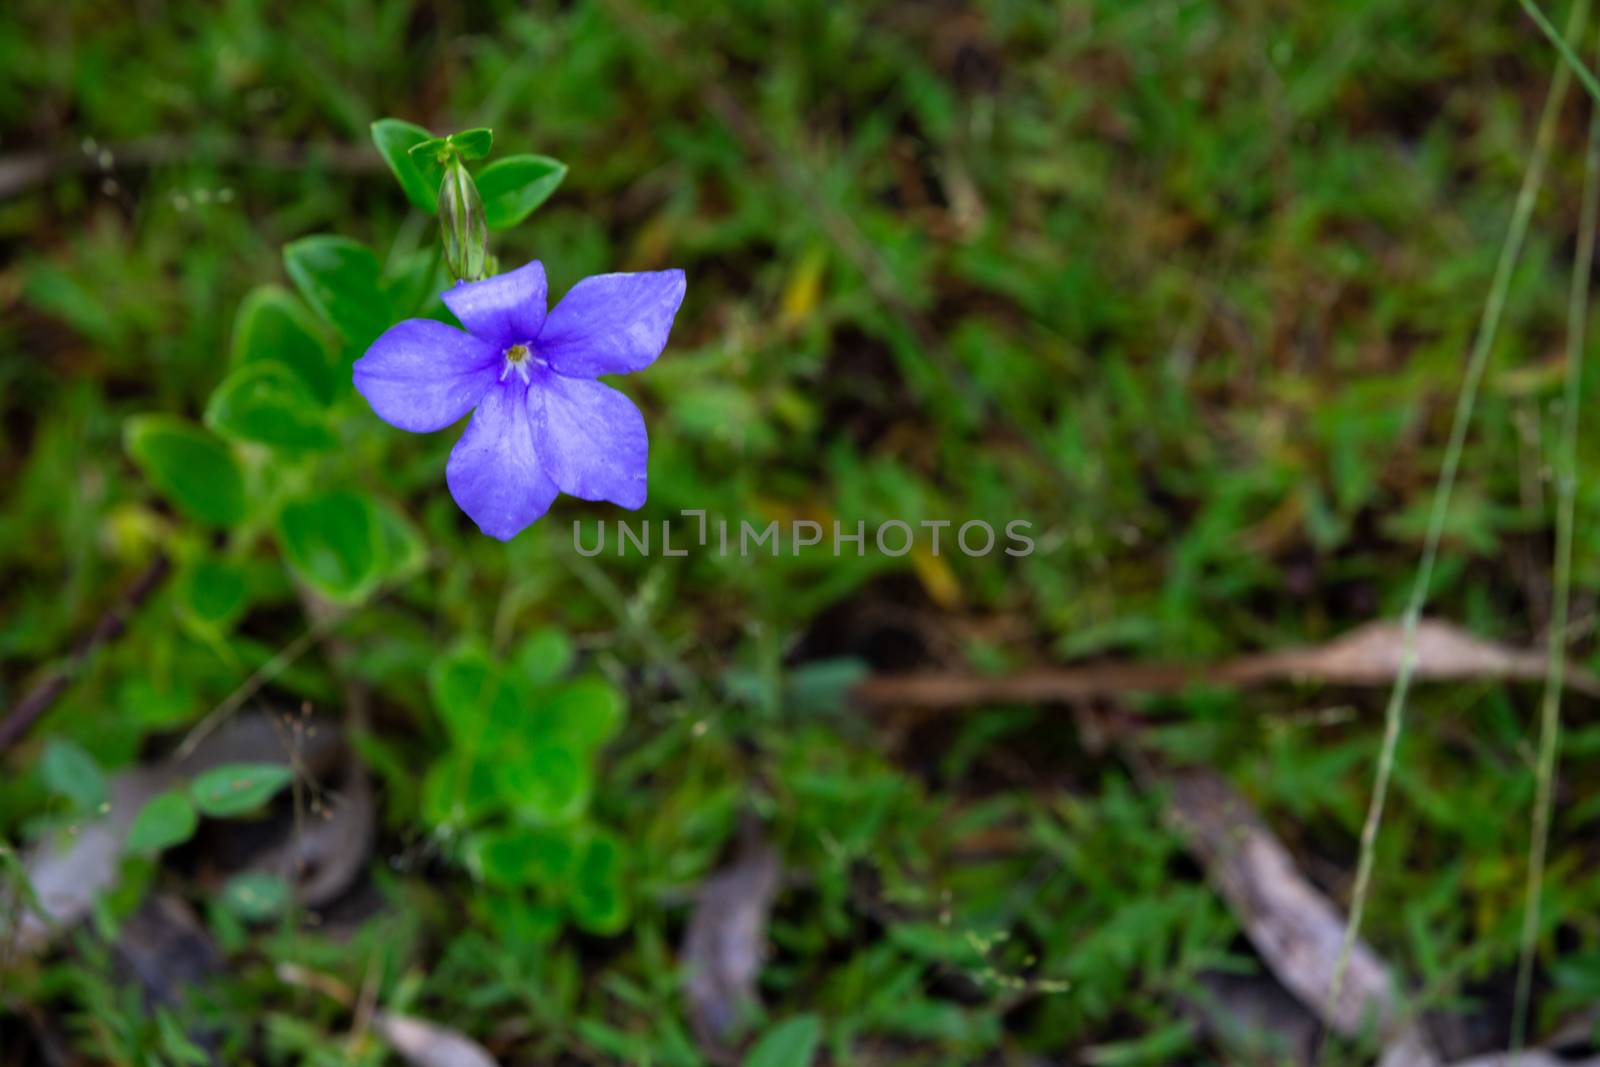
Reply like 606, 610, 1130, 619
353, 260, 686, 540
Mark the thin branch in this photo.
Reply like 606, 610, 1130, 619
0, 553, 171, 752
171, 622, 326, 763
0, 137, 382, 201
854, 618, 1600, 709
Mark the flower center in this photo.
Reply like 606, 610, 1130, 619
501, 343, 533, 383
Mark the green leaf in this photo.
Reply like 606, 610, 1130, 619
537, 676, 625, 751
447, 127, 494, 160
477, 154, 567, 230
277, 489, 384, 602
429, 646, 485, 724
178, 558, 249, 633
421, 752, 501, 828
429, 643, 515, 745
126, 791, 198, 854
230, 285, 336, 404
785, 658, 869, 715
408, 136, 451, 162
499, 740, 591, 824
370, 118, 442, 213
190, 762, 292, 817
206, 362, 337, 451
40, 739, 105, 812
124, 415, 246, 526
514, 628, 574, 689
283, 236, 392, 349
119, 676, 196, 729
155, 1007, 211, 1067
745, 1015, 823, 1067
569, 831, 629, 935
381, 247, 448, 319
373, 497, 427, 580
218, 870, 291, 922
477, 893, 565, 947
467, 826, 576, 888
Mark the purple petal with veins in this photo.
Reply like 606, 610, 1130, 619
351, 259, 684, 539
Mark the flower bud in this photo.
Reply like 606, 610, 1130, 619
439, 159, 488, 282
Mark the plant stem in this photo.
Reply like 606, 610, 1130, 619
1522, 0, 1600, 107
1510, 21, 1600, 1050
1322, 0, 1590, 1044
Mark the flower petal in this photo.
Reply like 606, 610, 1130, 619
537, 374, 648, 508
537, 270, 686, 377
352, 319, 500, 433
441, 259, 548, 347
446, 381, 560, 540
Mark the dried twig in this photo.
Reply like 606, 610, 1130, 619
0, 553, 170, 752
0, 137, 382, 200
855, 619, 1600, 710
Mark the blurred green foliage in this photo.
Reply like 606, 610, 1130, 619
5, 0, 1600, 1063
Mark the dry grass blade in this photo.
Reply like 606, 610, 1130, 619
1512, 16, 1600, 1048
855, 619, 1600, 709
249, 759, 374, 907
1324, 0, 1592, 1039
295, 766, 374, 906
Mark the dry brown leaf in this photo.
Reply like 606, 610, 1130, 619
1157, 765, 1403, 1038
113, 890, 224, 1065
372, 1013, 500, 1067
1138, 760, 1439, 1066
1233, 620, 1591, 690
855, 618, 1599, 709
279, 963, 500, 1067
5, 713, 341, 956
682, 823, 782, 1057
1442, 1054, 1600, 1067
9, 766, 167, 956
113, 893, 221, 1006
1183, 971, 1320, 1064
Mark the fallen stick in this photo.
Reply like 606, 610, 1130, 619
0, 553, 171, 752
856, 619, 1600, 709
0, 137, 382, 201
